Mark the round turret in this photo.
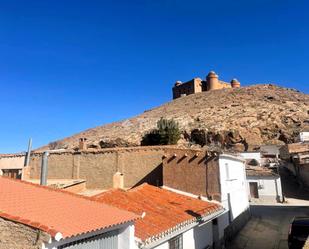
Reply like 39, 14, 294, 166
230, 78, 241, 88
175, 80, 182, 87
206, 71, 219, 90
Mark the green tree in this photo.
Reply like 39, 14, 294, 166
141, 118, 181, 145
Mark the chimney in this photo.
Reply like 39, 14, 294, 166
79, 138, 87, 150
113, 172, 124, 189
40, 151, 49, 186
206, 71, 219, 90
230, 78, 241, 88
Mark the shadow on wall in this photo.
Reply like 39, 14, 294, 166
280, 167, 309, 201
133, 163, 163, 188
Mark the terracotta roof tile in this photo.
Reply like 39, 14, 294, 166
92, 184, 223, 243
0, 176, 138, 239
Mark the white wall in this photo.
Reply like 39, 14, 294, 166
0, 156, 25, 172
153, 242, 168, 249
190, 221, 213, 249
299, 132, 309, 142
219, 155, 249, 220
119, 224, 136, 249
217, 212, 229, 239
247, 176, 283, 200
239, 152, 261, 164
151, 221, 213, 249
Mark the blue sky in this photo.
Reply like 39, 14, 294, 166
0, 0, 308, 152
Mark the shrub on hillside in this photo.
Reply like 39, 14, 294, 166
141, 118, 181, 146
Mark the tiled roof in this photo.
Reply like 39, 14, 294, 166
246, 165, 278, 177
92, 184, 223, 244
0, 177, 138, 239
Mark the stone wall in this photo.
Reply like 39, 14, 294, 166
0, 217, 50, 249
26, 147, 168, 189
163, 149, 221, 201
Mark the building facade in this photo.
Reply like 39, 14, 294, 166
172, 71, 241, 99
163, 151, 250, 243
93, 183, 225, 249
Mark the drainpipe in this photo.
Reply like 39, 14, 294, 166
24, 138, 32, 167
40, 151, 49, 185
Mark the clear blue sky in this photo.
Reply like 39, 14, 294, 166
1, 0, 308, 153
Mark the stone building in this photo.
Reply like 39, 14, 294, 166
172, 71, 241, 99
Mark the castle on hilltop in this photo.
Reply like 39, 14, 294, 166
172, 71, 241, 99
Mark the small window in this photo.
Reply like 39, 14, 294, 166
225, 163, 230, 180
169, 234, 183, 249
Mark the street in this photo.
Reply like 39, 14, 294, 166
227, 206, 309, 249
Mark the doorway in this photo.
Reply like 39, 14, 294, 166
249, 182, 259, 198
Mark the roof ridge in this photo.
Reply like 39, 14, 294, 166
0, 176, 120, 206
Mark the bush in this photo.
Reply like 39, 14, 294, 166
141, 118, 181, 146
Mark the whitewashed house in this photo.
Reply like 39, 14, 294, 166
240, 151, 283, 203
161, 149, 250, 246
93, 183, 226, 249
246, 165, 283, 203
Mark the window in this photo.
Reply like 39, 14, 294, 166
169, 234, 183, 249
225, 163, 230, 180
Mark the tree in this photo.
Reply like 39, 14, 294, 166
141, 118, 181, 146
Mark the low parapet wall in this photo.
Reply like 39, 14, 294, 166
26, 146, 193, 189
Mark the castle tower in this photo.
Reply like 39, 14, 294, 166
230, 78, 241, 88
206, 71, 220, 90
174, 80, 182, 87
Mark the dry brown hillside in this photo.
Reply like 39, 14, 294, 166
41, 84, 309, 152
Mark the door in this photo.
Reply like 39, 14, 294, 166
249, 182, 259, 198
2, 169, 21, 179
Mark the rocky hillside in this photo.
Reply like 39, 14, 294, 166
42, 84, 309, 152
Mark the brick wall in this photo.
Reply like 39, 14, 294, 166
163, 149, 221, 201
0, 217, 50, 249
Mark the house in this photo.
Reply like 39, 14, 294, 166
239, 151, 283, 203
0, 176, 138, 249
280, 142, 309, 187
0, 153, 25, 179
162, 151, 250, 241
92, 183, 225, 249
246, 165, 283, 203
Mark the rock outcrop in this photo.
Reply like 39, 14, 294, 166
40, 84, 309, 152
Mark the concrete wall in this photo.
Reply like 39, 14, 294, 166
163, 149, 221, 201
219, 155, 249, 220
240, 152, 261, 164
26, 147, 167, 189
0, 155, 25, 172
0, 217, 50, 249
152, 222, 213, 249
299, 164, 309, 187
247, 176, 283, 202
119, 224, 136, 249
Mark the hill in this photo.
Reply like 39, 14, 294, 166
41, 84, 309, 152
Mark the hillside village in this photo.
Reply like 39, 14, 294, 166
0, 71, 309, 249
